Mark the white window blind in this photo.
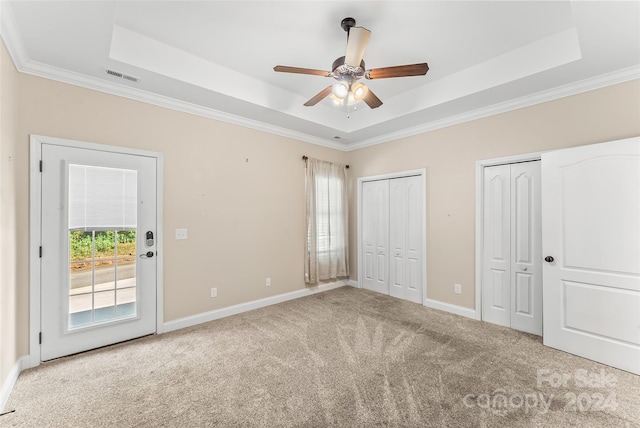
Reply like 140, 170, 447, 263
68, 164, 137, 231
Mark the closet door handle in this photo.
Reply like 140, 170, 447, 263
545, 256, 554, 263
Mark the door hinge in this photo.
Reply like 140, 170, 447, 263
39, 160, 43, 172
39, 246, 42, 258
39, 332, 42, 344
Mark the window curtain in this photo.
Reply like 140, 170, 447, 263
305, 158, 349, 284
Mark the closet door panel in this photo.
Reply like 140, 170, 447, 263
362, 180, 389, 294
389, 179, 406, 299
404, 176, 423, 303
510, 161, 542, 335
482, 165, 511, 327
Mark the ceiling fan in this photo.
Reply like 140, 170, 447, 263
274, 17, 429, 110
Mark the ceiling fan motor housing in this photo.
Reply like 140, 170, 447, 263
331, 56, 366, 85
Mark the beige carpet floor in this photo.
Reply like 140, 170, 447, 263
3, 287, 640, 427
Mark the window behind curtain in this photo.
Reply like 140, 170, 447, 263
305, 159, 349, 284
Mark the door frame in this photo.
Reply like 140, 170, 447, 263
356, 169, 427, 304
28, 134, 164, 367
475, 152, 542, 321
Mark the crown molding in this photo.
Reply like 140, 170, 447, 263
13, 52, 639, 154
0, 0, 28, 67
3, 1, 638, 153
0, 3, 344, 151
15, 60, 347, 151
345, 65, 640, 151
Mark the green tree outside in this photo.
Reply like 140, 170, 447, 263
69, 230, 136, 261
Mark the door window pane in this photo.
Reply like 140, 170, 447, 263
67, 163, 138, 330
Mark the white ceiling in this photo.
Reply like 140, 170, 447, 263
2, 1, 639, 150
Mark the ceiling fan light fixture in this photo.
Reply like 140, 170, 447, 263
331, 91, 361, 107
333, 81, 349, 99
352, 82, 368, 101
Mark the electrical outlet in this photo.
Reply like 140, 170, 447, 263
175, 228, 188, 240
210, 287, 217, 298
266, 277, 271, 286
454, 283, 462, 294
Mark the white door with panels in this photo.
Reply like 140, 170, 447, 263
40, 143, 158, 361
362, 180, 389, 295
542, 137, 640, 374
389, 176, 423, 303
362, 175, 423, 304
482, 161, 542, 335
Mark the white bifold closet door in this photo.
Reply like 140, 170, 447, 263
362, 180, 389, 296
482, 161, 542, 335
362, 176, 423, 304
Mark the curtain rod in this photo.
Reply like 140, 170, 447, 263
302, 155, 349, 169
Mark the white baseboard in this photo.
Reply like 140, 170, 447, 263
0, 355, 28, 413
164, 281, 346, 333
346, 279, 359, 287
424, 298, 478, 320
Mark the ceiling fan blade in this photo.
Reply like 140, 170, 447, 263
365, 63, 429, 79
363, 88, 383, 109
274, 66, 331, 77
304, 86, 333, 106
344, 27, 371, 67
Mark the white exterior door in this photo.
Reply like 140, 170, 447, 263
542, 137, 640, 374
482, 161, 542, 335
362, 180, 389, 295
40, 143, 158, 361
389, 176, 423, 304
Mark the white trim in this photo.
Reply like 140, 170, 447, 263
475, 152, 543, 323
28, 139, 42, 368
164, 281, 346, 333
0, 1, 29, 67
155, 155, 165, 334
345, 66, 640, 151
346, 280, 359, 288
356, 169, 427, 305
29, 135, 164, 364
0, 356, 28, 413
24, 61, 346, 151
424, 299, 477, 320
2, 0, 638, 152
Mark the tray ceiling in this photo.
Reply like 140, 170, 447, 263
2, 1, 639, 150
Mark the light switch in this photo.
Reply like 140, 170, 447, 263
175, 228, 188, 240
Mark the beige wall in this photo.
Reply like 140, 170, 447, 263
2, 35, 639, 393
4, 42, 347, 368
347, 79, 640, 308
1, 41, 20, 390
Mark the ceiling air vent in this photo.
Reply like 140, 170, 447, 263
105, 68, 139, 83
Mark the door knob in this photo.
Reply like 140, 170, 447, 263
544, 256, 554, 263
140, 251, 154, 258
521, 266, 528, 271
